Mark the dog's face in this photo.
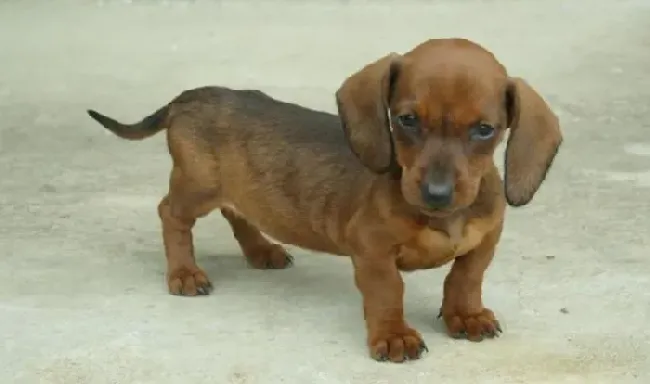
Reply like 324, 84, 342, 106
336, 39, 562, 214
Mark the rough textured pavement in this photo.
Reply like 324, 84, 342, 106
1, 1, 650, 383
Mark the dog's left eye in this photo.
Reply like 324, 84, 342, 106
469, 123, 495, 141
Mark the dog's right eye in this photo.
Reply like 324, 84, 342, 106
396, 114, 420, 135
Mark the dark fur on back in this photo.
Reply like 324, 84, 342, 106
170, 86, 361, 159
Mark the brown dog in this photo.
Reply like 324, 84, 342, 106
87, 38, 562, 363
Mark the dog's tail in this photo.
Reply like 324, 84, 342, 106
86, 104, 170, 141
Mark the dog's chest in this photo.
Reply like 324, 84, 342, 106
395, 218, 486, 271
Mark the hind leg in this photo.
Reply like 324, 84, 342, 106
220, 207, 293, 269
158, 167, 220, 296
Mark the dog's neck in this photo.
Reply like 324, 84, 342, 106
421, 211, 466, 243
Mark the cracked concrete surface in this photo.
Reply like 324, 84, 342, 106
1, 0, 649, 383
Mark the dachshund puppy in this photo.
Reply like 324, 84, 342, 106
87, 38, 562, 363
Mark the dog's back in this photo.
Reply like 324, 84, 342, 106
168, 86, 358, 161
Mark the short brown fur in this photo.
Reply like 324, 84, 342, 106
87, 38, 562, 363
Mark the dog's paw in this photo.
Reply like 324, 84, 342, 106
167, 266, 213, 296
245, 243, 294, 270
368, 327, 428, 363
439, 308, 502, 342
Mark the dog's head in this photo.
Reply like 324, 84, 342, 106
336, 38, 562, 215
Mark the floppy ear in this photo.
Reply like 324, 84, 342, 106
504, 77, 563, 206
335, 53, 401, 173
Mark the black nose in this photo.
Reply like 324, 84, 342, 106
421, 181, 453, 208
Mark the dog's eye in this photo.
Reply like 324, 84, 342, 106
397, 114, 418, 127
396, 114, 420, 132
469, 123, 495, 141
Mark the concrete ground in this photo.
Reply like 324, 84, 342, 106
1, 0, 649, 383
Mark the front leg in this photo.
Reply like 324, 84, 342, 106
353, 255, 428, 363
439, 222, 503, 341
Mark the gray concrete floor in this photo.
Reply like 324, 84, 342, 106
1, 0, 649, 383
